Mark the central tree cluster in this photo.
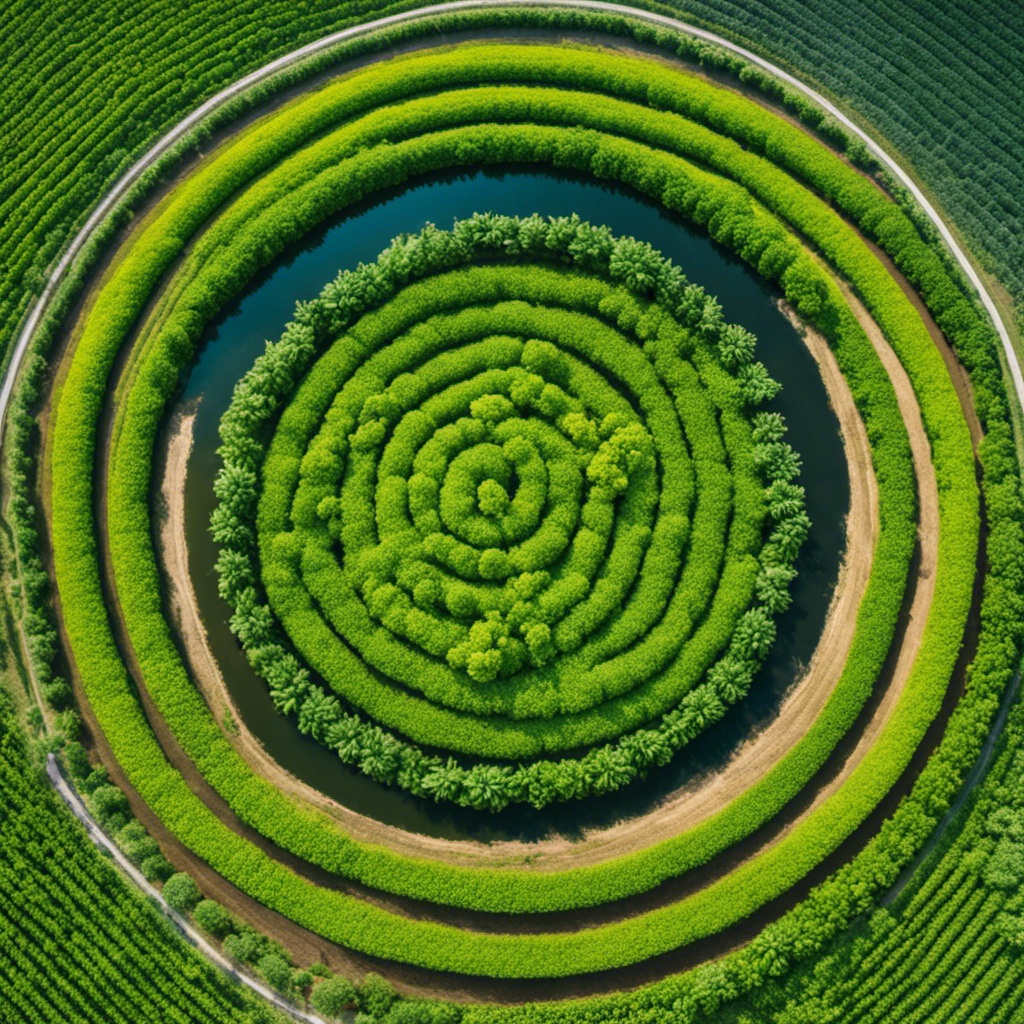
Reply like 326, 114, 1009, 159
214, 214, 807, 810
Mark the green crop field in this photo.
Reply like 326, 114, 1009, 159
2, 3, 1022, 1023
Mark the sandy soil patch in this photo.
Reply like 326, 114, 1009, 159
733, 280, 941, 846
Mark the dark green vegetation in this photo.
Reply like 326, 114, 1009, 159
676, 0, 1024, 313
1, 1, 1020, 383
718, 696, 1024, 1024
217, 217, 802, 808
0, 695, 258, 1024
2, 4, 1022, 1023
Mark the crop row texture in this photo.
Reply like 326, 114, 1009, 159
3, 0, 1018, 391
742, 698, 1024, 1024
2, 7, 1018, 1022
261, 279, 764, 739
0, 697, 251, 1024
263, 273, 760, 725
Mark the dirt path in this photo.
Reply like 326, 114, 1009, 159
161, 406, 229, 730
859, 235, 985, 449
747, 281, 940, 836
53, 31, 964, 993
159, 291, 890, 872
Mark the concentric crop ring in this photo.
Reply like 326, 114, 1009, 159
41, 33, 1003, 989
220, 220, 803, 800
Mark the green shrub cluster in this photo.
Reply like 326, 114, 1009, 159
41, 103, 880, 966
4, 5, 1018, 1018
217, 218, 806, 805
59, 738, 175, 883
92, 56, 925, 925
162, 872, 202, 914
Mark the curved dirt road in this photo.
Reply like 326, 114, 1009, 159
45, 754, 330, 1024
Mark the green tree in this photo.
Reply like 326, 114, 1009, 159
43, 678, 73, 709
311, 975, 358, 1019
162, 872, 202, 914
192, 899, 235, 938
82, 764, 109, 794
117, 820, 159, 862
717, 323, 757, 369
140, 853, 174, 882
87, 784, 130, 831
63, 741, 91, 779
257, 953, 293, 994
358, 973, 397, 1017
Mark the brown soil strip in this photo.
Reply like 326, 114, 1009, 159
756, 281, 940, 826
35, 492, 386, 985
857, 234, 984, 449
140, 237, 966, 1000
161, 405, 226, 727
145, 270, 950, 1006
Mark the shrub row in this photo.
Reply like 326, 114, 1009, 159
61, 55, 911, 933
97, 83, 974, 970
276, 283, 708, 713
255, 258, 782, 765
48, 41, 1007, 991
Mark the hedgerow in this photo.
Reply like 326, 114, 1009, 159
2, 5, 1019, 1021
266, 268, 748, 722
88, 48, 937, 913
51, 46, 917, 937
42, 34, 1016, 999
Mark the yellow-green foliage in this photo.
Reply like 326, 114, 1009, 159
48, 43, 992, 982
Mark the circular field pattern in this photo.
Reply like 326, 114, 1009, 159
213, 217, 806, 808
26, 16, 1021, 1012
